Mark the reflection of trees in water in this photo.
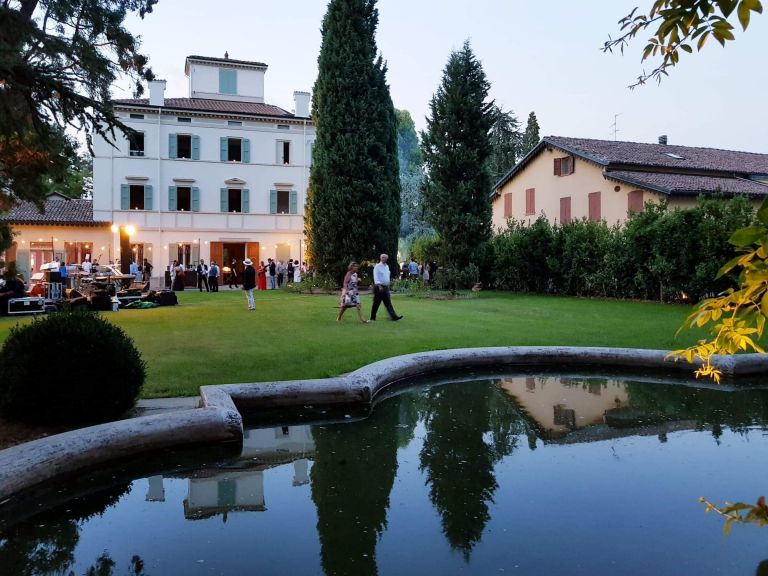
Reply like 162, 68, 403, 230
83, 552, 147, 576
0, 483, 132, 575
311, 395, 407, 576
625, 382, 768, 433
419, 381, 530, 560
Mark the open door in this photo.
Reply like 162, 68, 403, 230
210, 242, 223, 268
246, 242, 260, 265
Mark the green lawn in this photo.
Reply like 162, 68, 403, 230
0, 290, 706, 398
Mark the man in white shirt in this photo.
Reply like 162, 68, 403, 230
370, 253, 402, 321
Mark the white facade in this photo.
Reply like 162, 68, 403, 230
92, 55, 314, 276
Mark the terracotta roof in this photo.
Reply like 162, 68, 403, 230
605, 171, 768, 197
113, 97, 295, 118
0, 196, 108, 226
546, 136, 768, 175
186, 55, 267, 68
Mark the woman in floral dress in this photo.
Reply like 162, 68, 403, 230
336, 261, 369, 323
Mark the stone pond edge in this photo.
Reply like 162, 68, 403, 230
1, 346, 766, 501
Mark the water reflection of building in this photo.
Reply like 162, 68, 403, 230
499, 376, 629, 439
144, 425, 315, 520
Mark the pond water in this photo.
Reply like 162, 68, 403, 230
2, 374, 768, 576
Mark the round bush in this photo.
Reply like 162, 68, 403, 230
0, 311, 146, 425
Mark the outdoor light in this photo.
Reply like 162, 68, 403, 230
124, 224, 136, 236
111, 224, 118, 233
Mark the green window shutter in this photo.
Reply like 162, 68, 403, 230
289, 190, 298, 214
168, 186, 177, 211
269, 190, 277, 214
220, 188, 228, 212
219, 69, 237, 94
144, 185, 153, 210
242, 138, 250, 163
120, 184, 129, 210
242, 189, 250, 213
169, 134, 177, 159
191, 136, 200, 160
220, 137, 228, 162
191, 187, 200, 212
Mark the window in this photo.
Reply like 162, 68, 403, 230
560, 196, 571, 224
270, 190, 298, 214
628, 190, 644, 213
169, 134, 200, 160
503, 193, 512, 219
220, 137, 250, 163
120, 184, 152, 210
277, 140, 291, 164
277, 124, 290, 130
177, 117, 192, 123
554, 156, 574, 177
129, 132, 144, 157
228, 120, 242, 127
525, 188, 535, 216
173, 243, 193, 268
168, 186, 199, 212
220, 188, 250, 213
588, 191, 601, 221
130, 113, 144, 120
177, 135, 192, 159
219, 69, 237, 95
130, 185, 145, 210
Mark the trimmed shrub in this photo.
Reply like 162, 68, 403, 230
0, 311, 146, 424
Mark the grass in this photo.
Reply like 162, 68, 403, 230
0, 289, 708, 398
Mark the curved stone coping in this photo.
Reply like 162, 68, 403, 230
3, 346, 767, 501
208, 347, 768, 412
0, 405, 242, 502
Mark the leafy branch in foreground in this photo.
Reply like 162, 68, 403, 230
668, 196, 768, 383
700, 495, 768, 533
604, 0, 763, 88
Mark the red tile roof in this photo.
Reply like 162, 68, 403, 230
113, 98, 296, 118
0, 196, 108, 226
605, 171, 768, 197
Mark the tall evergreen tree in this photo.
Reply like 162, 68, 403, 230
519, 111, 541, 157
421, 41, 494, 272
305, 0, 401, 281
487, 105, 521, 186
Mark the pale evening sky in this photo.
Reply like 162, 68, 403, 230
120, 0, 768, 153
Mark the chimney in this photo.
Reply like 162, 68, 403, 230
293, 91, 310, 118
148, 79, 166, 107
658, 135, 668, 145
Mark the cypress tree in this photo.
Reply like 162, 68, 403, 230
421, 41, 494, 273
520, 111, 541, 157
305, 0, 401, 281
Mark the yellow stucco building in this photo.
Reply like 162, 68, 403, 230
492, 136, 768, 230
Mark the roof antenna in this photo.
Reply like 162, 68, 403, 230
224, 51, 229, 59
610, 113, 622, 141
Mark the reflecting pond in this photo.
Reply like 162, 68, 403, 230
2, 374, 768, 575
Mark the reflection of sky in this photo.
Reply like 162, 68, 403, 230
46, 379, 768, 576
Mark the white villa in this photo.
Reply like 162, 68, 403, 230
92, 53, 315, 277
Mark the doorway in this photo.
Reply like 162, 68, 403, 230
223, 242, 246, 272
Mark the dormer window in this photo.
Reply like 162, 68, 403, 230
219, 69, 237, 95
554, 156, 574, 176
665, 152, 685, 160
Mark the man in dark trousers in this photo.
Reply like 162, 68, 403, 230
370, 253, 402, 322
208, 261, 220, 292
228, 258, 239, 289
197, 259, 210, 292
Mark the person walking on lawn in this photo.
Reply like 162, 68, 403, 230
337, 261, 369, 323
370, 253, 402, 322
242, 258, 256, 311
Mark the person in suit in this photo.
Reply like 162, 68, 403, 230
268, 258, 277, 289
197, 259, 210, 292
242, 258, 256, 311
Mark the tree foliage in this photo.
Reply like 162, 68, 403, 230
306, 0, 401, 281
604, 0, 764, 87
421, 40, 494, 273
519, 111, 540, 158
670, 196, 768, 382
487, 104, 521, 186
396, 109, 430, 241
0, 0, 157, 209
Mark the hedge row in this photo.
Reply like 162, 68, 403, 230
490, 196, 755, 302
